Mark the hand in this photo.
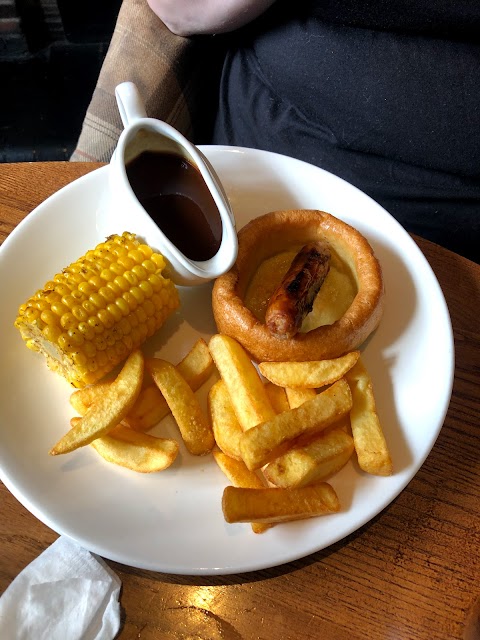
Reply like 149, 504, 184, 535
146, 0, 277, 36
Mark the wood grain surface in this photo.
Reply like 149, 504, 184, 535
0, 162, 479, 640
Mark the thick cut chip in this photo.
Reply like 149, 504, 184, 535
208, 380, 243, 460
123, 385, 169, 431
71, 383, 169, 432
70, 382, 111, 415
176, 338, 214, 390
264, 427, 354, 488
50, 350, 144, 455
213, 450, 271, 533
345, 358, 393, 476
147, 358, 214, 455
209, 334, 275, 431
70, 338, 214, 432
285, 387, 317, 409
91, 428, 178, 473
222, 483, 340, 524
264, 382, 290, 414
259, 351, 360, 389
69, 418, 178, 473
240, 378, 352, 470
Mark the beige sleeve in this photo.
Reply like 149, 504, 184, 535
70, 0, 224, 162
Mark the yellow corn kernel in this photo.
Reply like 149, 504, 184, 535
123, 271, 138, 286
40, 310, 57, 326
132, 264, 148, 280
88, 275, 103, 289
138, 244, 153, 259
60, 312, 77, 330
106, 303, 122, 323
14, 232, 179, 387
72, 305, 88, 322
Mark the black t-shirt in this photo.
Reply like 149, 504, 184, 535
212, 1, 480, 261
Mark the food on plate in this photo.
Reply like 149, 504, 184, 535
70, 380, 112, 415
14, 232, 179, 388
176, 337, 215, 390
71, 382, 168, 432
222, 483, 340, 524
213, 450, 271, 533
284, 386, 317, 409
70, 338, 214, 431
122, 385, 168, 431
125, 338, 212, 431
345, 358, 393, 476
208, 379, 244, 460
16, 211, 388, 531
70, 418, 179, 473
50, 350, 144, 455
212, 210, 384, 362
146, 358, 214, 455
265, 241, 331, 339
240, 378, 353, 470
264, 382, 290, 414
259, 351, 360, 389
208, 333, 276, 431
264, 427, 355, 488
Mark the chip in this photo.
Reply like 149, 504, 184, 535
240, 378, 353, 470
209, 334, 275, 431
213, 450, 271, 533
69, 418, 179, 473
259, 351, 360, 389
345, 358, 393, 476
50, 350, 144, 455
208, 380, 243, 460
222, 483, 340, 524
264, 427, 354, 488
285, 387, 317, 409
147, 358, 214, 456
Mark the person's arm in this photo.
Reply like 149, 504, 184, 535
146, 0, 277, 36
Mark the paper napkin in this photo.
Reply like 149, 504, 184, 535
0, 535, 121, 640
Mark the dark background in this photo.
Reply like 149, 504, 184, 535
0, 0, 121, 162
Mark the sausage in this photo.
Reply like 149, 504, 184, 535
265, 241, 331, 340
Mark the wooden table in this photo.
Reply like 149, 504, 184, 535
1, 162, 479, 640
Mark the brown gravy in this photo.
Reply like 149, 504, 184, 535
126, 150, 223, 261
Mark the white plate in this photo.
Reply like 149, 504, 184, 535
0, 147, 454, 575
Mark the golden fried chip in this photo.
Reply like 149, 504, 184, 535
208, 380, 243, 460
91, 425, 178, 473
70, 382, 111, 415
213, 450, 271, 533
264, 382, 290, 414
259, 351, 360, 389
50, 350, 144, 455
147, 358, 214, 455
122, 385, 169, 431
240, 378, 352, 470
345, 358, 393, 476
285, 387, 317, 409
177, 337, 215, 390
264, 427, 354, 488
222, 483, 340, 524
209, 334, 275, 431
70, 338, 215, 432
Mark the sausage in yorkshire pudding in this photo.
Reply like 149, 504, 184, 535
211, 210, 384, 362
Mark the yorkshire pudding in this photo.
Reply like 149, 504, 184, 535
212, 210, 385, 362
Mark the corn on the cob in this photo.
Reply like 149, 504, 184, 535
14, 232, 180, 388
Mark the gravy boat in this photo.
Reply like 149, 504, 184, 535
102, 81, 237, 286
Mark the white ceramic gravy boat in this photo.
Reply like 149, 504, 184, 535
103, 81, 237, 286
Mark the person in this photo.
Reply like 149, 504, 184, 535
148, 1, 480, 261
